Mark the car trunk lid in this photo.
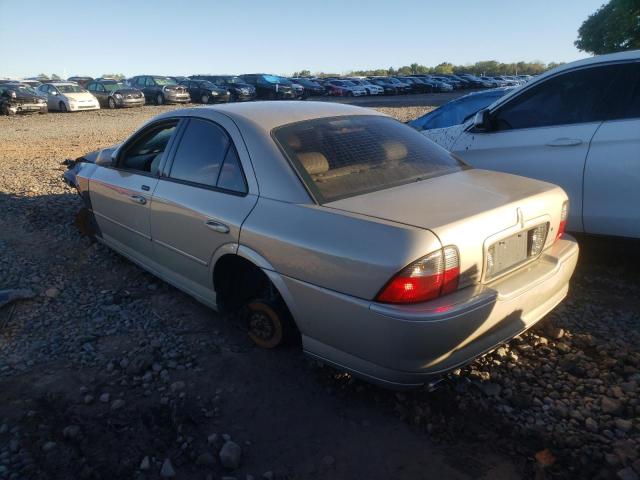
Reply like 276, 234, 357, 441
325, 169, 567, 287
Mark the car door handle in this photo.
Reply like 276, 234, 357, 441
204, 220, 230, 234
129, 194, 147, 205
546, 138, 583, 147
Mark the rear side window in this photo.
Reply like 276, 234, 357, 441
493, 65, 620, 130
273, 115, 466, 203
169, 118, 247, 193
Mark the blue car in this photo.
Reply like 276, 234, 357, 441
408, 87, 513, 131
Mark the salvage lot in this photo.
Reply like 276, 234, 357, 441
0, 97, 639, 480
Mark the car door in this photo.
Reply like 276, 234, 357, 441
450, 66, 614, 233
145, 77, 157, 101
89, 119, 180, 261
43, 85, 60, 110
583, 61, 640, 238
95, 83, 107, 105
150, 115, 258, 294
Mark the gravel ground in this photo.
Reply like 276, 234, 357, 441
0, 98, 638, 480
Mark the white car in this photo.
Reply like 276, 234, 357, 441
37, 82, 100, 112
423, 50, 640, 239
347, 78, 384, 95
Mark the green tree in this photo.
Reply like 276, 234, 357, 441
432, 62, 454, 74
409, 63, 420, 74
101, 73, 125, 80
575, 0, 640, 54
293, 69, 311, 77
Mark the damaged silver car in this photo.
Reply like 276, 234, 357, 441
63, 102, 578, 388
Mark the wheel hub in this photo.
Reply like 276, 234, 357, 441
249, 311, 274, 340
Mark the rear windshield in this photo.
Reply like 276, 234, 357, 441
273, 115, 467, 203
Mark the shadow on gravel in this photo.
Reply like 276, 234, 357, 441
1, 191, 639, 480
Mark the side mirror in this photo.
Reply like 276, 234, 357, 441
95, 148, 117, 167
473, 109, 491, 131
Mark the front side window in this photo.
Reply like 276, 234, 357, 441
273, 115, 466, 203
169, 119, 229, 187
599, 62, 640, 121
145, 77, 156, 87
119, 122, 177, 173
492, 66, 617, 130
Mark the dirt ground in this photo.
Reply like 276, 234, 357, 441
0, 96, 638, 480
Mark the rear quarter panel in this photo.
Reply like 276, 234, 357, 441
240, 197, 442, 300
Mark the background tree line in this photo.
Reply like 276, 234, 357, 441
293, 60, 563, 78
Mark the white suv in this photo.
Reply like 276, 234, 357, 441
423, 50, 640, 239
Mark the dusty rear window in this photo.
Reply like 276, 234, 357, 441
273, 115, 467, 203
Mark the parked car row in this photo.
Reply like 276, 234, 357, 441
0, 70, 532, 115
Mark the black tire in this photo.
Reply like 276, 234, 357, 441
346, 91, 353, 97
74, 207, 97, 239
2, 103, 14, 116
245, 298, 296, 349
201, 94, 210, 104
156, 93, 164, 105
107, 97, 117, 109
59, 101, 68, 113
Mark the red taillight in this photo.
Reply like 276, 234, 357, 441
376, 247, 460, 304
557, 200, 569, 240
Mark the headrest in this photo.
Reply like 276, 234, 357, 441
286, 133, 303, 151
298, 152, 330, 175
382, 141, 408, 162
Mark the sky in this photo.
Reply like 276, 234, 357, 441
0, 0, 605, 79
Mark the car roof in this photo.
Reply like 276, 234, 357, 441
47, 82, 76, 86
163, 100, 385, 133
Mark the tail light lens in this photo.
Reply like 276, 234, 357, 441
557, 200, 569, 240
376, 246, 460, 304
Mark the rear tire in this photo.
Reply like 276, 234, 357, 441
156, 93, 164, 105
59, 101, 68, 113
201, 94, 210, 104
2, 103, 14, 116
107, 97, 117, 109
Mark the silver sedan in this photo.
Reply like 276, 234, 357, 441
63, 101, 579, 388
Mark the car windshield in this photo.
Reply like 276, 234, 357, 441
296, 79, 319, 87
9, 85, 37, 95
198, 81, 218, 89
273, 115, 466, 203
222, 76, 242, 84
103, 82, 125, 91
153, 77, 177, 86
57, 85, 85, 93
409, 91, 508, 130
263, 75, 289, 85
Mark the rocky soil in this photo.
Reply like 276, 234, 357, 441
0, 99, 638, 480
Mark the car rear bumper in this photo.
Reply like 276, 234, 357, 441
275, 235, 579, 389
